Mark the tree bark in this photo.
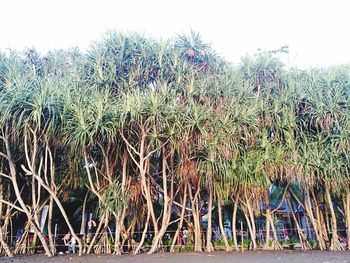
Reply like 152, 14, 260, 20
325, 184, 343, 251
231, 194, 239, 251
134, 209, 151, 254
217, 196, 230, 251
287, 198, 311, 250
188, 182, 202, 251
170, 186, 187, 252
0, 225, 13, 257
0, 137, 52, 257
291, 188, 325, 250
148, 150, 173, 254
31, 172, 83, 256
344, 191, 350, 250
47, 196, 55, 255
206, 186, 213, 252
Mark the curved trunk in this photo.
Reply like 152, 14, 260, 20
32, 173, 83, 255
247, 204, 257, 250
30, 219, 52, 256
325, 184, 343, 251
263, 191, 281, 250
242, 190, 257, 250
0, 226, 13, 257
0, 196, 13, 258
0, 140, 52, 257
148, 151, 173, 254
231, 194, 239, 251
121, 129, 161, 242
188, 182, 202, 251
311, 189, 329, 247
264, 210, 281, 250
87, 213, 105, 254
114, 151, 129, 255
242, 205, 255, 250
287, 198, 311, 250
291, 188, 325, 250
170, 185, 187, 252
134, 210, 151, 254
0, 177, 12, 257
305, 191, 325, 249
217, 196, 230, 251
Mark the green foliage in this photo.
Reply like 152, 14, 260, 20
1, 31, 350, 255
101, 181, 128, 214
309, 240, 318, 249
286, 237, 300, 250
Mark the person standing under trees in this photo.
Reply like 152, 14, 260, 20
69, 235, 77, 253
283, 228, 290, 242
182, 227, 188, 245
87, 217, 96, 244
178, 228, 183, 246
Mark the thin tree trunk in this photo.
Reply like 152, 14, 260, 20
287, 198, 311, 250
170, 185, 187, 252
31, 172, 83, 255
344, 191, 350, 250
188, 182, 202, 251
217, 196, 230, 251
121, 129, 161, 241
0, 138, 52, 257
114, 151, 129, 255
148, 150, 173, 254
134, 210, 151, 254
242, 190, 257, 250
206, 186, 213, 252
47, 196, 55, 255
265, 211, 281, 249
291, 188, 325, 250
231, 194, 239, 251
264, 208, 271, 249
242, 205, 255, 250
311, 189, 329, 248
113, 212, 122, 255
0, 225, 13, 257
87, 213, 106, 254
80, 192, 88, 236
263, 192, 281, 250
325, 184, 343, 251
0, 178, 13, 257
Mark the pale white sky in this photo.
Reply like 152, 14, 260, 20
1, 0, 349, 68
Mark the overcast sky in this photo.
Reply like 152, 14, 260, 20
1, 0, 349, 68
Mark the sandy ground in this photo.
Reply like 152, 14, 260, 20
2, 251, 350, 263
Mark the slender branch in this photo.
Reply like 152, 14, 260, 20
0, 172, 12, 180
271, 184, 290, 214
0, 199, 25, 213
119, 130, 140, 157
145, 139, 169, 160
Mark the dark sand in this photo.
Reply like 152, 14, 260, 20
2, 251, 350, 263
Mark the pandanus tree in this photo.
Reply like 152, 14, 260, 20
0, 49, 86, 256
1, 31, 350, 258
117, 89, 177, 254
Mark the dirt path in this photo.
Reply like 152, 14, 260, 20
2, 251, 350, 263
